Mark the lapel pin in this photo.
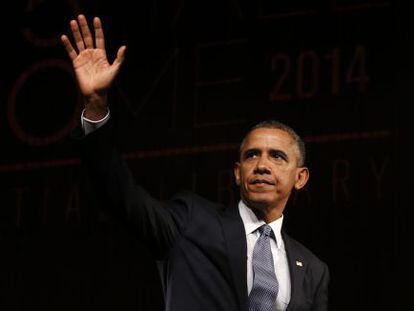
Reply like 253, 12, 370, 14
296, 260, 303, 267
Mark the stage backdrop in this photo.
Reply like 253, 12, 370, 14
0, 1, 409, 310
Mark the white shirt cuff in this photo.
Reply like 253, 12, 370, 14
81, 108, 110, 135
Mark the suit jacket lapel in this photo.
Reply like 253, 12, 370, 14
221, 206, 248, 311
283, 232, 306, 311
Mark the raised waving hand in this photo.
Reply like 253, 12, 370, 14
61, 15, 126, 120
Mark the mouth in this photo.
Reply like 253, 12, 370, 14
250, 178, 275, 186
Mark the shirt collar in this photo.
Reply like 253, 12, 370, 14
238, 200, 284, 249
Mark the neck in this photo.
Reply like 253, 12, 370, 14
245, 200, 284, 223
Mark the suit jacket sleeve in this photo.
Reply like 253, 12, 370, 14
73, 120, 192, 259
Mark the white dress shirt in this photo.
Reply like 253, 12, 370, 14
81, 108, 110, 135
238, 200, 291, 310
82, 111, 292, 310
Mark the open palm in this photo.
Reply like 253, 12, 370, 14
61, 15, 126, 101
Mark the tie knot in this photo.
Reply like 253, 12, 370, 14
259, 224, 273, 237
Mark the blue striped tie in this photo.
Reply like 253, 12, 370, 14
248, 224, 279, 311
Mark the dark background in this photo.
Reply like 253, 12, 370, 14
0, 0, 411, 310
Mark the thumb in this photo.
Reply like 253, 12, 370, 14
113, 45, 127, 68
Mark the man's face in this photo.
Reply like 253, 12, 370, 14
234, 128, 309, 217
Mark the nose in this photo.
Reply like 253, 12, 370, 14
254, 156, 271, 174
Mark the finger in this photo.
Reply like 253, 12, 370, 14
60, 34, 78, 61
113, 45, 127, 68
78, 14, 94, 49
70, 19, 85, 52
93, 17, 105, 50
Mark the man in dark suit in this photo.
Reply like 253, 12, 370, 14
62, 15, 329, 311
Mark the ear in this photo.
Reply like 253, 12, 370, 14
234, 162, 241, 186
294, 167, 309, 190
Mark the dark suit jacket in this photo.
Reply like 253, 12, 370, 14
76, 122, 329, 311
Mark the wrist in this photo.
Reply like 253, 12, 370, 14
83, 94, 108, 121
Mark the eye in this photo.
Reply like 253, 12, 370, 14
244, 150, 259, 159
269, 150, 287, 161
271, 152, 280, 159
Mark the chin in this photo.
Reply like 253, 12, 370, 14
245, 195, 273, 210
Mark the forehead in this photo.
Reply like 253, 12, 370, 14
242, 128, 296, 150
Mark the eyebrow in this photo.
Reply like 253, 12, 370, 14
243, 148, 289, 161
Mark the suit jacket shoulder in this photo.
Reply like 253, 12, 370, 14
283, 233, 327, 267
